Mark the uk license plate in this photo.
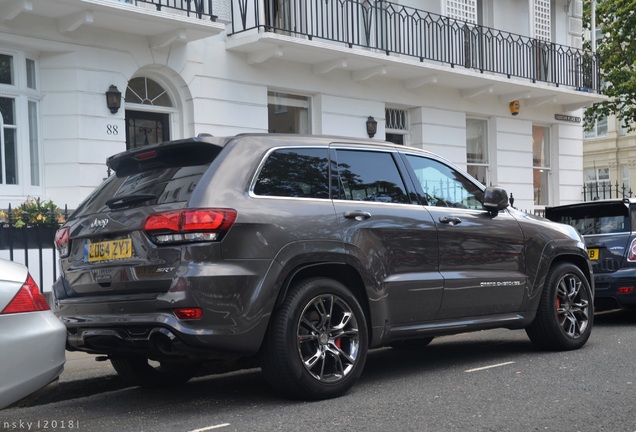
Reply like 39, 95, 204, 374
86, 239, 132, 263
588, 248, 599, 261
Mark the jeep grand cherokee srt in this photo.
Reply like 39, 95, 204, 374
53, 134, 594, 400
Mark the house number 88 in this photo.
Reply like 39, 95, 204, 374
107, 124, 119, 135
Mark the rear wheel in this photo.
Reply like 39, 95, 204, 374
526, 262, 593, 350
110, 357, 200, 388
260, 277, 368, 400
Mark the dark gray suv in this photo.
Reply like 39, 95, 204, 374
53, 134, 594, 400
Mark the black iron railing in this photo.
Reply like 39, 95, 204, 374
0, 204, 69, 293
230, 0, 600, 92
127, 0, 217, 20
582, 182, 633, 202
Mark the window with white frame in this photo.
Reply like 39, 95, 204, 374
0, 52, 40, 189
533, 0, 551, 42
533, 125, 551, 206
446, 0, 477, 23
385, 107, 408, 145
584, 166, 610, 198
584, 116, 608, 139
466, 118, 489, 185
268, 91, 310, 134
621, 164, 630, 195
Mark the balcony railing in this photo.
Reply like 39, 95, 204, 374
122, 0, 218, 20
230, 0, 600, 92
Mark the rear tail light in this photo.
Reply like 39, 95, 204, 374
1, 273, 50, 314
144, 208, 237, 245
628, 239, 636, 262
55, 226, 71, 258
173, 307, 202, 320
618, 287, 634, 294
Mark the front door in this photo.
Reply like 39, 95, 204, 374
402, 153, 527, 319
125, 110, 170, 150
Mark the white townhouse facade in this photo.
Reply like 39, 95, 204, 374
0, 0, 605, 212
583, 114, 636, 202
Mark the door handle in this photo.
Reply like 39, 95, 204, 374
439, 216, 462, 225
344, 210, 372, 221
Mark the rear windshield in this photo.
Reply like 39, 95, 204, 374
546, 202, 632, 235
71, 141, 222, 217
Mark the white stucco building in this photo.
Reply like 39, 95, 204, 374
0, 0, 605, 212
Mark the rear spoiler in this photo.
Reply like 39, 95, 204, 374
107, 137, 225, 177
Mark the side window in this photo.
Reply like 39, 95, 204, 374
253, 148, 330, 199
405, 154, 484, 209
335, 150, 409, 204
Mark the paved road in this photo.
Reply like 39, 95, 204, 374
2, 309, 636, 432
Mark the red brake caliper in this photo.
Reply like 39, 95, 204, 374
334, 338, 341, 349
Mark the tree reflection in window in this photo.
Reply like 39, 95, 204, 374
336, 150, 409, 204
254, 148, 330, 199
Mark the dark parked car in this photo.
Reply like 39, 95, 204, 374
54, 134, 593, 400
546, 198, 636, 311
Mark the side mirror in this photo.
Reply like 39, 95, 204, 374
483, 186, 509, 216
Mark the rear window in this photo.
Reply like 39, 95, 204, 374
72, 141, 222, 217
546, 202, 632, 235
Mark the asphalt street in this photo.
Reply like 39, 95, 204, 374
8, 351, 259, 409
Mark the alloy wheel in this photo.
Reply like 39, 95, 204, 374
296, 294, 361, 383
555, 273, 590, 339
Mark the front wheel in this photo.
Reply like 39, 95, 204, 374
526, 262, 593, 351
260, 277, 368, 400
110, 357, 200, 388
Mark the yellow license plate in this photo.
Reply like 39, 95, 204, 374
588, 248, 599, 261
87, 239, 132, 263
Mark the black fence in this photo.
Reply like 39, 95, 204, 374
582, 182, 633, 202
125, 0, 217, 20
0, 204, 69, 294
230, 0, 600, 92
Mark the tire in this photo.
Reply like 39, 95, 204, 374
390, 337, 434, 350
526, 262, 593, 351
260, 277, 368, 400
110, 357, 200, 388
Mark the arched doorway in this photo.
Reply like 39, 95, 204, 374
125, 77, 175, 149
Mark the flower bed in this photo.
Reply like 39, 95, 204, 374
0, 197, 67, 250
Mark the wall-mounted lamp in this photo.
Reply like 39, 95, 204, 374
105, 84, 122, 114
366, 116, 378, 138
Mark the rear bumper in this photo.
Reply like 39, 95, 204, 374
594, 268, 636, 310
60, 308, 270, 360
55, 259, 280, 359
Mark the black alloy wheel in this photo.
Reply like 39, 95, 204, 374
260, 277, 368, 400
526, 262, 593, 350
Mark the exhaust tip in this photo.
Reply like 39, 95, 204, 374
149, 328, 177, 355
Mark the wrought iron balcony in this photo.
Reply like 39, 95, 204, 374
122, 0, 218, 21
230, 0, 600, 93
